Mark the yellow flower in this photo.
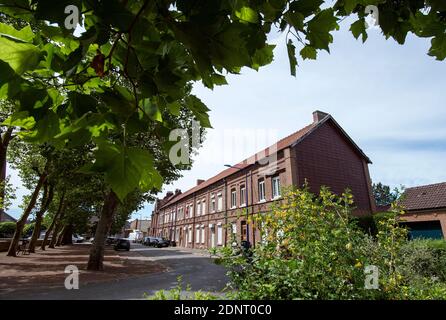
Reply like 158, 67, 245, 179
354, 261, 362, 268
345, 242, 352, 251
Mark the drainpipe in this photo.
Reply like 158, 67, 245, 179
250, 169, 255, 247
224, 178, 228, 246
192, 192, 196, 248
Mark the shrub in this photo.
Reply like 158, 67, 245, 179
147, 276, 218, 300
0, 221, 16, 237
217, 186, 446, 300
400, 239, 446, 282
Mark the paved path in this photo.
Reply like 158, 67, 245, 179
3, 245, 229, 300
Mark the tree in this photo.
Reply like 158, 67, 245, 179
372, 182, 400, 207
0, 0, 445, 267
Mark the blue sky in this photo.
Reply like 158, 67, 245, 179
8, 17, 446, 221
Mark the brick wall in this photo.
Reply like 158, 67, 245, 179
401, 210, 446, 238
294, 121, 373, 216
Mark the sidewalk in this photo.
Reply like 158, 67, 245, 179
0, 243, 166, 296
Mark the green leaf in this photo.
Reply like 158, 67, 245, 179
306, 9, 338, 52
289, 0, 324, 17
428, 34, 446, 61
186, 95, 212, 128
235, 7, 259, 24
2, 111, 35, 130
287, 40, 298, 76
0, 37, 41, 75
0, 23, 34, 43
87, 141, 162, 201
350, 19, 368, 43
0, 60, 22, 99
300, 46, 317, 60
23, 110, 60, 143
252, 44, 275, 70
142, 99, 163, 122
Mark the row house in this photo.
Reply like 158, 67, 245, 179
150, 110, 376, 249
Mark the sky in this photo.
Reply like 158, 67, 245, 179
7, 17, 446, 221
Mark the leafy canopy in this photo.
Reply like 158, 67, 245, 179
0, 0, 445, 200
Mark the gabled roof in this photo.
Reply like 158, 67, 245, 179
0, 211, 17, 222
400, 182, 446, 211
158, 112, 371, 210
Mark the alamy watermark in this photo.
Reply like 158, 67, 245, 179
364, 265, 379, 289
64, 265, 79, 290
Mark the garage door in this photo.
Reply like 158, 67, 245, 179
401, 221, 444, 240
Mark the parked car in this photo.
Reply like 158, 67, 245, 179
142, 236, 155, 246
153, 237, 170, 248
105, 237, 117, 246
72, 234, 84, 243
114, 238, 130, 251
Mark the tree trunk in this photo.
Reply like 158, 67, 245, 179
49, 210, 66, 249
60, 224, 73, 245
56, 224, 68, 246
41, 191, 65, 251
6, 168, 48, 257
0, 127, 14, 220
29, 183, 54, 253
87, 191, 119, 271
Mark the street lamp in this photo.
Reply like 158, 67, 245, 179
224, 164, 250, 247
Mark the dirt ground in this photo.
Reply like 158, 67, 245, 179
0, 243, 167, 296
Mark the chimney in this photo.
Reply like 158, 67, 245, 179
313, 110, 329, 123
197, 179, 205, 186
166, 191, 174, 198
175, 189, 182, 195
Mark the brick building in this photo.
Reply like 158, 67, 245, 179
150, 111, 376, 249
399, 182, 446, 239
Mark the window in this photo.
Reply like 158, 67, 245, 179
241, 221, 247, 241
272, 176, 281, 198
258, 179, 266, 202
232, 223, 237, 234
217, 193, 223, 211
231, 189, 237, 208
189, 204, 194, 217
217, 223, 223, 245
201, 225, 205, 244
196, 200, 201, 216
211, 194, 216, 212
240, 185, 246, 206
188, 226, 192, 243
201, 200, 206, 215
196, 226, 200, 243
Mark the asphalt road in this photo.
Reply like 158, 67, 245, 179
4, 245, 229, 300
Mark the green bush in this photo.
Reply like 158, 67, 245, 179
400, 239, 446, 282
216, 187, 446, 300
147, 276, 218, 300
0, 221, 16, 237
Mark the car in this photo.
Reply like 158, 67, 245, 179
105, 237, 117, 246
114, 238, 130, 251
153, 237, 170, 248
72, 234, 84, 243
143, 236, 158, 246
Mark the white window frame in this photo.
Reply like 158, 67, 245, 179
188, 226, 192, 243
195, 225, 200, 244
230, 189, 237, 208
240, 186, 246, 207
211, 194, 216, 212
217, 223, 223, 245
258, 179, 266, 202
272, 176, 281, 199
196, 200, 201, 216
201, 225, 205, 244
201, 200, 206, 215
217, 192, 223, 211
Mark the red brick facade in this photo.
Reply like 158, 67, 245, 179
150, 111, 375, 248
